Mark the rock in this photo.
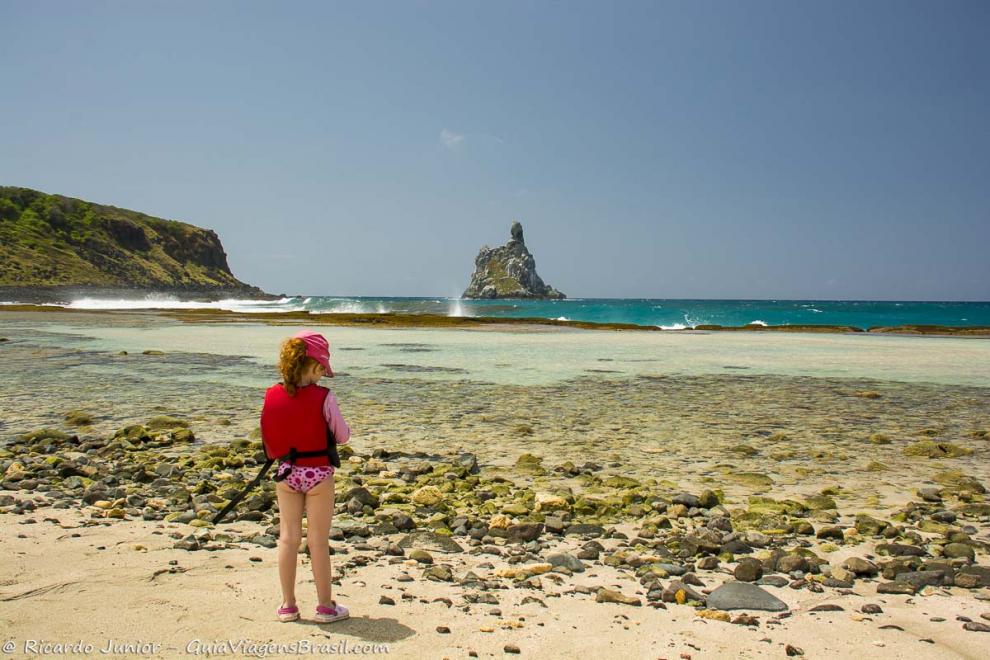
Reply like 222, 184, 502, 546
943, 543, 975, 562
596, 588, 641, 606
697, 556, 720, 570
756, 576, 789, 588
876, 543, 926, 557
411, 486, 444, 507
877, 582, 916, 595
504, 644, 521, 654
565, 523, 605, 537
672, 492, 701, 508
816, 526, 844, 540
809, 604, 844, 612
831, 567, 855, 583
64, 410, 94, 426
397, 531, 464, 554
895, 571, 948, 590
423, 565, 454, 582
462, 222, 565, 299
408, 549, 434, 564
854, 514, 889, 536
543, 516, 566, 534
546, 553, 585, 573
697, 609, 731, 622
963, 622, 990, 633
734, 558, 763, 582
506, 523, 543, 542
662, 581, 706, 605
777, 556, 810, 574
436, 625, 450, 633
379, 596, 395, 605
785, 645, 805, 656
955, 566, 990, 588
706, 582, 789, 612
457, 452, 480, 474
496, 564, 553, 579
535, 492, 570, 513
842, 557, 879, 577
699, 490, 721, 508
342, 487, 380, 509
903, 441, 972, 458
861, 603, 883, 614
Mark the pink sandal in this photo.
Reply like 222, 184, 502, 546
315, 601, 350, 623
277, 604, 300, 622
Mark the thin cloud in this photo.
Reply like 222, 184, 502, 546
440, 129, 465, 151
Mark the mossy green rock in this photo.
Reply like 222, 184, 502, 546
803, 495, 837, 511
903, 441, 972, 459
748, 496, 807, 516
732, 511, 790, 533
727, 472, 774, 489
18, 428, 69, 443
854, 514, 889, 536
147, 416, 189, 430
932, 471, 986, 494
603, 475, 640, 489
64, 410, 94, 426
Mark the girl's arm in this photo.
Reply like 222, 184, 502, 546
323, 390, 351, 444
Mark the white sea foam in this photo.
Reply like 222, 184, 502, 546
448, 299, 468, 317
748, 319, 768, 326
63, 296, 299, 313
313, 300, 368, 314
809, 308, 823, 313
659, 323, 688, 330
555, 316, 570, 321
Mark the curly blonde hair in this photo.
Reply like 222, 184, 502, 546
279, 338, 319, 396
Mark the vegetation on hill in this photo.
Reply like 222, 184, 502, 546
0, 186, 260, 292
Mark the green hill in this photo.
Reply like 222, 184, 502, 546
0, 186, 264, 294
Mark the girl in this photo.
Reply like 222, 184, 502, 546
260, 330, 351, 624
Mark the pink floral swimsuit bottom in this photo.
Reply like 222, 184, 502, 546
274, 461, 334, 494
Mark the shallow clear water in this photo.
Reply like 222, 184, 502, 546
2, 311, 988, 511
5, 317, 988, 388
11, 296, 990, 329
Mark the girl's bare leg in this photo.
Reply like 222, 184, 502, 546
304, 476, 336, 607
275, 481, 305, 607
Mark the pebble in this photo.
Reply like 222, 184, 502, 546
596, 588, 641, 606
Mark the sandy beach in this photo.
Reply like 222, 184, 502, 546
1, 309, 989, 659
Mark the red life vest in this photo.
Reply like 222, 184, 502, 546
260, 383, 334, 467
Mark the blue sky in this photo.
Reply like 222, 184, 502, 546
1, 1, 987, 300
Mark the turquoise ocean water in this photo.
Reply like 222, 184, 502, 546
40, 296, 990, 329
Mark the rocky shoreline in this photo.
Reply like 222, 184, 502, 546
3, 418, 989, 652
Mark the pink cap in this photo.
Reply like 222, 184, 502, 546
292, 330, 334, 377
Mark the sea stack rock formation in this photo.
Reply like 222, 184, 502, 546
462, 221, 565, 299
